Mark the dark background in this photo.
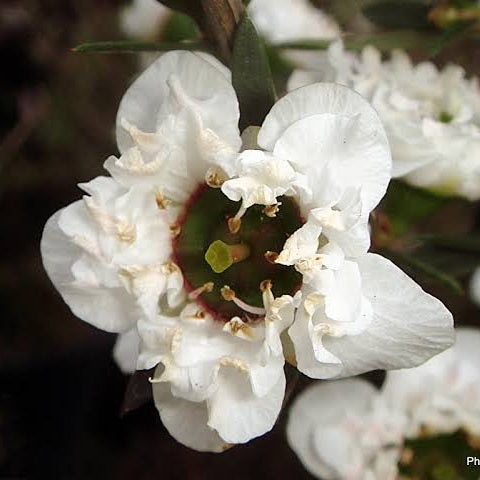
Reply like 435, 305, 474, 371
1, 1, 480, 479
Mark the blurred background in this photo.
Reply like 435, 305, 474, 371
1, 0, 480, 478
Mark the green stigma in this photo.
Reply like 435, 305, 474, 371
205, 240, 250, 273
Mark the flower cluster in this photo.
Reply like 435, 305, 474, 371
289, 41, 480, 200
287, 328, 480, 479
41, 51, 453, 451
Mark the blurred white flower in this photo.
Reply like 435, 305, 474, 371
289, 41, 480, 200
287, 328, 480, 479
383, 327, 480, 438
120, 0, 170, 40
287, 378, 405, 480
41, 51, 453, 452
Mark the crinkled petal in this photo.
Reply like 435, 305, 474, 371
41, 209, 138, 333
116, 51, 241, 154
272, 110, 391, 212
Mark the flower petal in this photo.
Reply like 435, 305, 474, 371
113, 327, 141, 374
153, 377, 227, 452
323, 253, 454, 377
41, 209, 139, 333
116, 51, 241, 154
272, 110, 391, 212
207, 366, 285, 444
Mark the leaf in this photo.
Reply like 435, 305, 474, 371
232, 13, 276, 131
381, 180, 448, 236
362, 1, 433, 30
417, 234, 480, 254
71, 40, 206, 54
381, 249, 464, 294
275, 30, 441, 54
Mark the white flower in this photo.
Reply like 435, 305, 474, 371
287, 378, 405, 480
289, 41, 480, 200
287, 328, 480, 479
41, 51, 453, 452
382, 327, 480, 437
120, 0, 170, 40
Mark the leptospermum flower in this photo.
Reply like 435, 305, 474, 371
41, 51, 454, 452
287, 328, 480, 480
289, 41, 480, 200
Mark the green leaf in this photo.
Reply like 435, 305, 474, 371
362, 1, 433, 30
382, 180, 448, 236
381, 249, 464, 294
71, 40, 206, 54
275, 30, 442, 54
232, 13, 276, 131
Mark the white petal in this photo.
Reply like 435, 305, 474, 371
41, 209, 138, 333
286, 379, 379, 480
153, 378, 227, 452
323, 253, 454, 377
113, 328, 141, 374
207, 366, 285, 444
116, 51, 241, 154
272, 110, 391, 212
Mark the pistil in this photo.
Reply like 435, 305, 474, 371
205, 240, 251, 273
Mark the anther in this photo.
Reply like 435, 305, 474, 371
205, 167, 227, 188
221, 285, 236, 301
170, 223, 181, 238
227, 216, 241, 234
260, 279, 273, 292
264, 251, 279, 264
155, 192, 170, 209
188, 282, 214, 300
263, 203, 281, 218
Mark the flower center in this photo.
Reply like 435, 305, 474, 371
173, 184, 303, 321
398, 429, 480, 479
438, 111, 453, 123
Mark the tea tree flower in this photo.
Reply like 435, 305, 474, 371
287, 328, 480, 479
289, 41, 480, 200
42, 51, 453, 452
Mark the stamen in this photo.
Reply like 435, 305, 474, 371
263, 203, 281, 218
155, 192, 170, 209
188, 282, 214, 300
227, 204, 247, 234
221, 285, 266, 315
260, 279, 273, 292
264, 251, 279, 264
170, 223, 181, 238
205, 167, 227, 188
205, 240, 250, 273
